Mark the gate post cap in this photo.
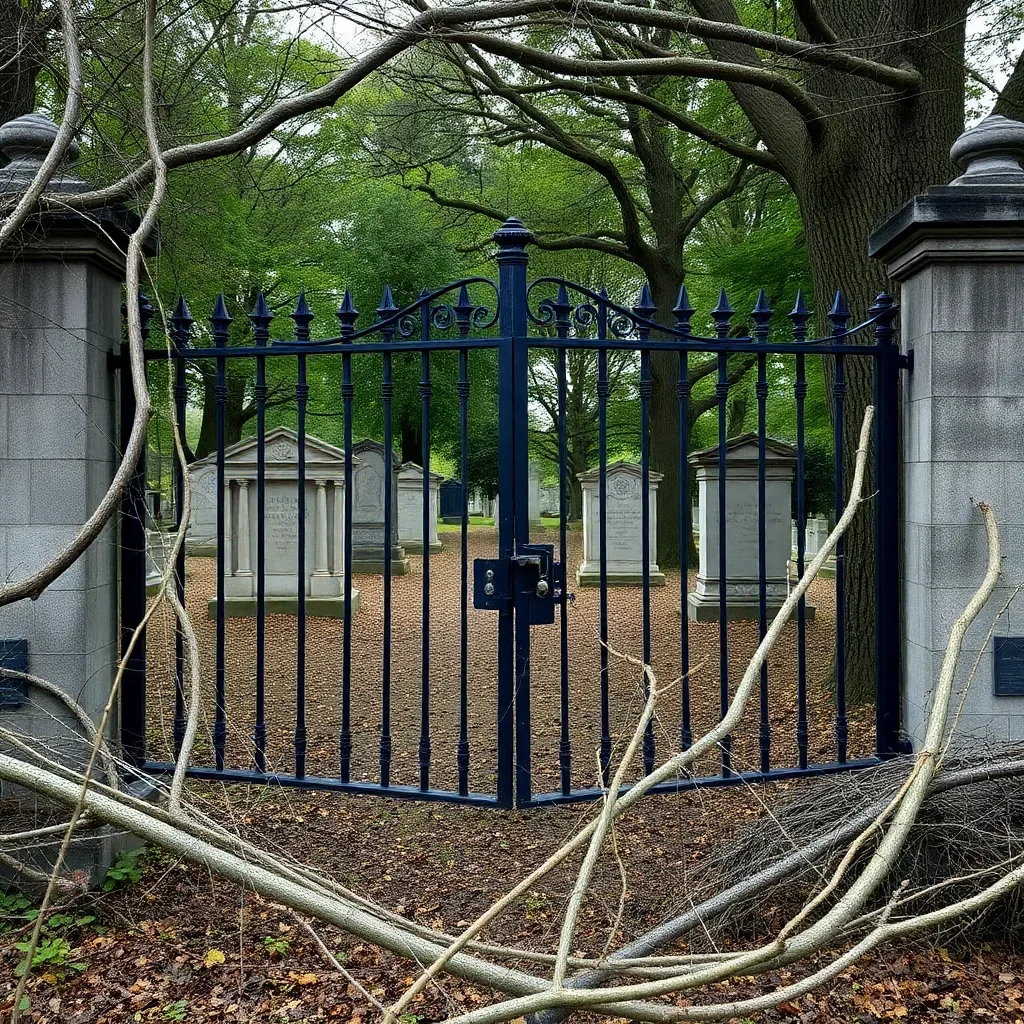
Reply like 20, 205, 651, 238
493, 216, 533, 248
949, 113, 1024, 185
0, 112, 86, 194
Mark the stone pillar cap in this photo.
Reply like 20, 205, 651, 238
0, 112, 86, 194
949, 113, 1024, 186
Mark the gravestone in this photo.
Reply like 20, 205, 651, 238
208, 426, 360, 617
539, 483, 560, 518
397, 462, 443, 554
791, 516, 835, 579
529, 462, 542, 527
576, 462, 665, 587
439, 479, 464, 523
146, 529, 174, 595
351, 439, 409, 575
186, 460, 218, 555
688, 434, 813, 621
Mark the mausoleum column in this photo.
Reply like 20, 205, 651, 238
223, 483, 234, 577
870, 114, 1024, 747
235, 480, 251, 575
314, 479, 329, 575
332, 481, 343, 576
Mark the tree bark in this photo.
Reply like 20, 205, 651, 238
689, 0, 967, 705
0, 0, 49, 126
195, 367, 249, 460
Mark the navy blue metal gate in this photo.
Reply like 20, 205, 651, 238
120, 218, 905, 809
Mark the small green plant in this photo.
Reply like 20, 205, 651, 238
0, 892, 35, 933
102, 847, 145, 891
162, 999, 189, 1021
263, 934, 291, 958
14, 935, 86, 979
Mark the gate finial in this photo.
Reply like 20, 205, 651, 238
492, 216, 533, 250
949, 113, 1024, 185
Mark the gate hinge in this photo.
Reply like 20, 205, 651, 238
898, 349, 913, 373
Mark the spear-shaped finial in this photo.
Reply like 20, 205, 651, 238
711, 288, 734, 339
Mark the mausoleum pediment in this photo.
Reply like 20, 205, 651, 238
191, 427, 358, 480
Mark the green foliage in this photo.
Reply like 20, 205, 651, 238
12, 911, 95, 980
263, 934, 291, 958
0, 891, 35, 933
102, 847, 145, 891
162, 998, 190, 1021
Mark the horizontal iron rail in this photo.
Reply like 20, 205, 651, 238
525, 757, 886, 807
139, 337, 897, 362
139, 762, 501, 806
141, 337, 503, 360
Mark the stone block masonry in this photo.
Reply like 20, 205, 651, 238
871, 113, 1024, 748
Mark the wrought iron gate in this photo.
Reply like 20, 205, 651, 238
120, 217, 905, 809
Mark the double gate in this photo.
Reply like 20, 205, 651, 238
120, 217, 905, 808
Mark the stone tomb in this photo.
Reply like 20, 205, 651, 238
351, 439, 410, 575
203, 426, 360, 618
186, 460, 218, 555
576, 462, 665, 587
688, 434, 813, 621
528, 462, 543, 527
397, 462, 443, 554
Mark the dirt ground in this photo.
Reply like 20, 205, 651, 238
143, 526, 873, 796
3, 529, 945, 1022
4, 777, 1024, 1023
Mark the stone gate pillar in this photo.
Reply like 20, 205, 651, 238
870, 114, 1024, 747
0, 114, 141, 845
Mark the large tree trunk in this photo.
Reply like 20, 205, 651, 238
195, 368, 249, 460
0, 0, 48, 126
649, 271, 687, 568
689, 0, 966, 705
790, 1, 965, 705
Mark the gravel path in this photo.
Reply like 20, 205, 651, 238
144, 526, 874, 798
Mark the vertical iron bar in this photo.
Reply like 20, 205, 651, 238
712, 290, 734, 777
170, 297, 192, 759
211, 296, 231, 772
458, 345, 471, 795
493, 218, 530, 808
455, 285, 473, 796
119, 292, 152, 770
597, 290, 611, 786
790, 292, 811, 770
338, 291, 358, 781
292, 295, 313, 780
675, 287, 694, 751
419, 298, 432, 792
378, 287, 397, 787
634, 284, 656, 776
872, 292, 902, 757
829, 292, 850, 764
555, 285, 571, 794
251, 293, 272, 772
752, 290, 772, 774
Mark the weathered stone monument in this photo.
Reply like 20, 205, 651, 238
529, 462, 543, 527
397, 462, 442, 553
208, 426, 360, 617
351, 439, 409, 575
0, 113, 141, 877
688, 434, 806, 621
870, 113, 1024, 746
146, 528, 173, 595
791, 516, 834, 578
576, 462, 665, 587
187, 459, 218, 555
